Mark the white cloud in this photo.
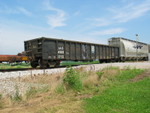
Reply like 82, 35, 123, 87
0, 5, 32, 16
112, 1, 150, 23
17, 7, 32, 16
43, 0, 67, 28
89, 28, 125, 36
74, 11, 81, 16
0, 5, 19, 14
88, 18, 111, 27
89, 0, 150, 27
0, 9, 16, 14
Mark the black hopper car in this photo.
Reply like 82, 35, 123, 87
24, 37, 119, 68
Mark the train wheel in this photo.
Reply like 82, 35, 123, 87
54, 61, 60, 68
46, 64, 50, 68
39, 59, 48, 69
31, 61, 38, 68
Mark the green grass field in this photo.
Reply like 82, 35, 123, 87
60, 60, 99, 66
84, 69, 150, 113
0, 63, 31, 69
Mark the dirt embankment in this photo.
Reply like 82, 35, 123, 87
130, 70, 150, 82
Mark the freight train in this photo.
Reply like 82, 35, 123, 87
24, 37, 149, 68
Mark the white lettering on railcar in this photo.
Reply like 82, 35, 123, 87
58, 51, 64, 54
58, 46, 64, 50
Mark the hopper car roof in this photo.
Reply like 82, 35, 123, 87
111, 37, 148, 45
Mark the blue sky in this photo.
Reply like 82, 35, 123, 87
0, 0, 150, 54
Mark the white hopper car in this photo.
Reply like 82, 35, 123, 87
108, 37, 149, 61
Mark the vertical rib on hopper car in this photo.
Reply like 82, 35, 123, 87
24, 37, 119, 68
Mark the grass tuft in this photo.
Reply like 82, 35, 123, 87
0, 94, 3, 108
63, 67, 83, 91
55, 84, 65, 94
25, 87, 38, 99
96, 71, 104, 80
25, 86, 50, 100
10, 86, 22, 102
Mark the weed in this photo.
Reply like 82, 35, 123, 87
26, 87, 38, 99
25, 86, 49, 100
96, 71, 104, 80
63, 67, 83, 91
10, 86, 22, 102
83, 74, 99, 90
38, 86, 50, 93
0, 94, 2, 99
0, 94, 3, 108
55, 84, 65, 94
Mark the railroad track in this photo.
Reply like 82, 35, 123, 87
0, 68, 34, 72
0, 65, 78, 72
